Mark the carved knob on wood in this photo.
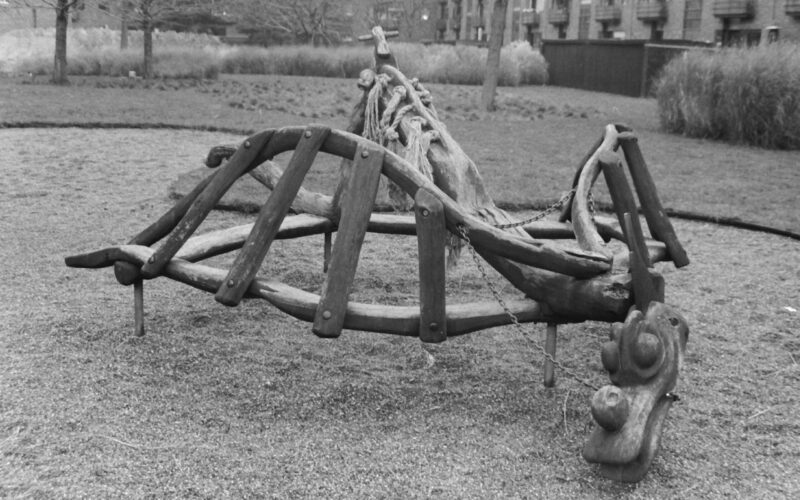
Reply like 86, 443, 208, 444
591, 385, 630, 432
632, 332, 664, 369
601, 341, 620, 374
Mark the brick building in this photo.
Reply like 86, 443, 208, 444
425, 0, 800, 45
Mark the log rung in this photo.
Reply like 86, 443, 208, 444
313, 143, 385, 338
216, 125, 330, 306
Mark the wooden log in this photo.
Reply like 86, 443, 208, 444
133, 279, 145, 337
571, 124, 620, 256
583, 303, 688, 482
559, 133, 605, 222
624, 213, 663, 312
114, 169, 220, 285
197, 126, 612, 278
618, 135, 689, 268
313, 143, 385, 338
475, 249, 633, 322
216, 126, 330, 306
140, 129, 274, 279
415, 188, 447, 343
599, 150, 651, 266
248, 162, 335, 219
176, 215, 334, 263
323, 231, 332, 273
543, 323, 557, 387
66, 244, 556, 336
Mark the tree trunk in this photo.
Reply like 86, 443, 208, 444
481, 0, 509, 111
120, 3, 129, 50
52, 0, 69, 85
143, 18, 153, 79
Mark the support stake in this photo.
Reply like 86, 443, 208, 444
544, 323, 557, 387
323, 231, 332, 273
133, 279, 145, 337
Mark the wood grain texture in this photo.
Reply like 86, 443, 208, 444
140, 129, 273, 279
618, 135, 689, 268
216, 125, 330, 306
313, 143, 385, 338
114, 169, 219, 285
599, 150, 651, 267
65, 244, 553, 336
571, 124, 620, 256
415, 188, 447, 343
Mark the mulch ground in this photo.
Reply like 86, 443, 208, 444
1, 127, 799, 497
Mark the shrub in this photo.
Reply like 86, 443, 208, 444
655, 43, 800, 149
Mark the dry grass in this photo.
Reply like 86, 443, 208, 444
1, 76, 800, 498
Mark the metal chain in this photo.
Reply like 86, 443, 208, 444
587, 190, 597, 220
492, 189, 575, 229
456, 225, 601, 392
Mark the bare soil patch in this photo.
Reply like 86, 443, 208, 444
1, 127, 799, 498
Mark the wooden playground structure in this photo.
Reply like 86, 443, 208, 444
66, 28, 690, 482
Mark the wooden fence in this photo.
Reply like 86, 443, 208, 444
541, 40, 713, 97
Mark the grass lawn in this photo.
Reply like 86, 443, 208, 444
1, 75, 799, 498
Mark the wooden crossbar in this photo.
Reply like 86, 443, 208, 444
312, 143, 385, 338
415, 188, 447, 343
598, 150, 651, 267
618, 135, 689, 268
216, 126, 330, 306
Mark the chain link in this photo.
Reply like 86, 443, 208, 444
455, 225, 601, 392
491, 190, 575, 230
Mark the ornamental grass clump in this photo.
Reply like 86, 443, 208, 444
655, 43, 800, 149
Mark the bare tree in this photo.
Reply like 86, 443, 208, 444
227, 0, 350, 45
481, 0, 508, 111
2, 0, 81, 83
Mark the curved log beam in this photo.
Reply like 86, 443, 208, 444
241, 126, 610, 279
583, 302, 689, 482
64, 245, 556, 336
571, 124, 621, 257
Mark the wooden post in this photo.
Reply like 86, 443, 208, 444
313, 143, 384, 338
133, 279, 145, 337
140, 130, 273, 279
415, 188, 447, 343
216, 126, 330, 306
323, 231, 332, 273
623, 213, 663, 311
543, 323, 557, 387
598, 150, 651, 267
617, 135, 689, 268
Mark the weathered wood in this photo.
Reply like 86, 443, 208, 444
571, 124, 620, 256
313, 143, 385, 338
233, 127, 612, 278
140, 129, 274, 279
248, 162, 335, 218
415, 188, 447, 343
177, 215, 334, 263
599, 150, 651, 266
133, 279, 145, 337
216, 126, 330, 306
323, 231, 332, 273
543, 323, 557, 387
559, 134, 605, 222
114, 169, 220, 285
624, 213, 663, 311
584, 303, 688, 482
618, 135, 689, 268
475, 249, 632, 322
65, 244, 553, 336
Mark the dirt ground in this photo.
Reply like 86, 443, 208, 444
2, 127, 799, 498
